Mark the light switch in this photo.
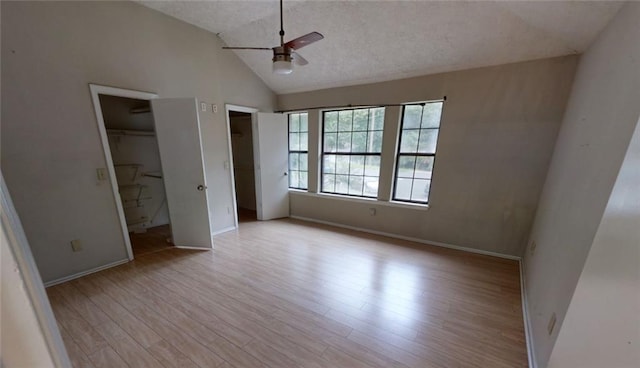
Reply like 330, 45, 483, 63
96, 168, 107, 181
71, 239, 83, 252
201, 102, 207, 112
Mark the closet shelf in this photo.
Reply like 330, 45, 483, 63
107, 129, 155, 137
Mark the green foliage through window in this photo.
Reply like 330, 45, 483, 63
289, 113, 308, 190
393, 102, 443, 204
321, 107, 385, 198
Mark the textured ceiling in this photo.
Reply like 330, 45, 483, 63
138, 1, 623, 94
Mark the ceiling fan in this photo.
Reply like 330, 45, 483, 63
222, 0, 324, 75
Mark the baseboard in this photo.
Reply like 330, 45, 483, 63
520, 260, 537, 368
212, 226, 237, 236
44, 258, 129, 288
290, 215, 521, 261
174, 246, 213, 251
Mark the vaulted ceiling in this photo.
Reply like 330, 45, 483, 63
138, 1, 623, 94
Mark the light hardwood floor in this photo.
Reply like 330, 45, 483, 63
47, 218, 528, 368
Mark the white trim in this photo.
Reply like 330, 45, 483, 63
225, 104, 260, 227
290, 190, 430, 211
43, 258, 129, 288
1, 173, 72, 367
520, 260, 537, 368
174, 246, 213, 251
212, 226, 237, 236
89, 84, 158, 261
290, 215, 521, 261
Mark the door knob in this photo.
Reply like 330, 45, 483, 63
197, 185, 206, 191
284, 172, 288, 176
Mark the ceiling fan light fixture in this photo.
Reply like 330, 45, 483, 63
273, 60, 293, 75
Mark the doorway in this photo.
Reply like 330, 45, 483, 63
228, 110, 258, 222
98, 94, 173, 256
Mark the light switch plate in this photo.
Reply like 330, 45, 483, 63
548, 312, 557, 335
71, 239, 83, 252
212, 104, 218, 113
200, 102, 207, 112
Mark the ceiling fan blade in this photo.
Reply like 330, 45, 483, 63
222, 47, 272, 50
284, 32, 324, 50
291, 52, 308, 66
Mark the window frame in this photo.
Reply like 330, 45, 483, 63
320, 107, 385, 199
392, 102, 444, 205
287, 112, 309, 191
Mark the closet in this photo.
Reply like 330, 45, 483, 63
100, 95, 171, 252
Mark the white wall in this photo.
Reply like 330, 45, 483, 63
1, 1, 276, 283
230, 114, 257, 211
279, 56, 578, 257
548, 115, 640, 368
523, 3, 639, 367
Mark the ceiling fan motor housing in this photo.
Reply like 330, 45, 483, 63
272, 46, 292, 62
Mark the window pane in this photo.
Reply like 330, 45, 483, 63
299, 113, 308, 132
418, 129, 439, 153
323, 174, 335, 192
400, 130, 419, 153
289, 133, 300, 151
370, 108, 385, 130
323, 155, 336, 174
411, 179, 430, 202
398, 156, 415, 178
368, 131, 383, 152
299, 171, 308, 190
349, 156, 364, 175
325, 112, 338, 132
348, 176, 364, 195
335, 155, 350, 175
352, 132, 367, 152
289, 114, 300, 132
403, 105, 422, 129
338, 110, 353, 131
363, 177, 379, 197
299, 132, 308, 151
289, 171, 299, 188
337, 132, 351, 152
353, 109, 369, 131
324, 133, 337, 152
335, 175, 349, 194
299, 153, 308, 171
422, 102, 442, 128
364, 156, 380, 176
395, 178, 412, 200
414, 156, 433, 179
289, 153, 299, 170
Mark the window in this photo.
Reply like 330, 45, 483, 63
321, 107, 385, 198
288, 112, 308, 190
393, 102, 443, 204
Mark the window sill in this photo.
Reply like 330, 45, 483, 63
288, 190, 430, 211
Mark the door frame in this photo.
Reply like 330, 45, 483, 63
225, 104, 259, 227
89, 84, 158, 260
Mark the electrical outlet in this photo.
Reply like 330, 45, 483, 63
70, 239, 83, 252
530, 240, 537, 254
547, 312, 557, 335
212, 104, 218, 113
227, 206, 231, 214
369, 208, 376, 216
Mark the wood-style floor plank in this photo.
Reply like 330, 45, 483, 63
48, 218, 528, 368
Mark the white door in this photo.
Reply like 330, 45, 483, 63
254, 113, 289, 220
151, 98, 213, 249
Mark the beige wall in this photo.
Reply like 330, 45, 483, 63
1, 1, 276, 283
279, 56, 577, 257
523, 3, 639, 367
548, 115, 640, 368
